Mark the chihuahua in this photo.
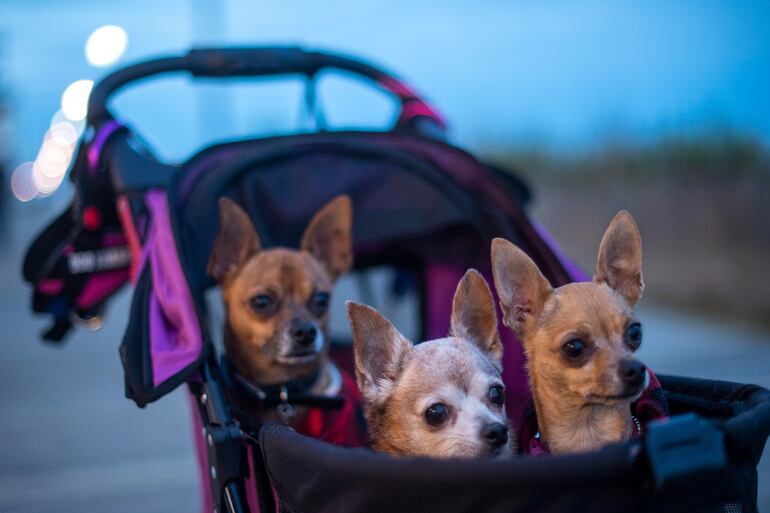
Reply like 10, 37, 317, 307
491, 211, 651, 455
208, 195, 357, 433
347, 269, 513, 458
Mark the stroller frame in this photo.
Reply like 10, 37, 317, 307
23, 47, 770, 513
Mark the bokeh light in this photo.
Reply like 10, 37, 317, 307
32, 159, 66, 196
60, 80, 94, 121
36, 136, 73, 178
51, 109, 85, 138
49, 121, 79, 147
12, 109, 85, 202
50, 110, 85, 145
10, 162, 39, 202
85, 25, 128, 67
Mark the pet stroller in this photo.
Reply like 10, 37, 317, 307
23, 47, 770, 513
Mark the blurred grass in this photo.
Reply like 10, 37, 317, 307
483, 132, 770, 329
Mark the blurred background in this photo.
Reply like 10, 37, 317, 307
0, 1, 768, 512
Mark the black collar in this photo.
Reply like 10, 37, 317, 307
220, 357, 344, 410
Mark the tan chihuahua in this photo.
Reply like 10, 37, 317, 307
491, 211, 648, 455
347, 269, 513, 458
208, 195, 353, 428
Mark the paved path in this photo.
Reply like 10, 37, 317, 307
0, 219, 767, 512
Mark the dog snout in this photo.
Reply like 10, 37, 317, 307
290, 321, 318, 347
618, 359, 646, 389
481, 422, 508, 448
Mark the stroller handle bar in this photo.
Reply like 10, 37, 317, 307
87, 46, 446, 131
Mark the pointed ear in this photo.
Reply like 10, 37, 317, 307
594, 210, 644, 306
207, 198, 261, 283
347, 301, 412, 406
491, 238, 553, 337
301, 195, 353, 280
450, 269, 502, 366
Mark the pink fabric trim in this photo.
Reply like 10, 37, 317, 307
246, 446, 260, 513
401, 100, 444, 124
37, 279, 64, 295
189, 392, 214, 513
377, 75, 416, 98
101, 232, 127, 246
116, 195, 143, 283
75, 269, 129, 309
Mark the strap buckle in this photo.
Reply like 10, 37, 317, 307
645, 413, 727, 489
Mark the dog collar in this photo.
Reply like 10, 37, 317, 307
221, 357, 345, 410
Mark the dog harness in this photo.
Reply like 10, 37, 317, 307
519, 369, 670, 455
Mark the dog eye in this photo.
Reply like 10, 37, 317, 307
309, 291, 330, 316
625, 323, 643, 350
488, 385, 505, 406
249, 293, 274, 313
562, 338, 586, 359
424, 403, 449, 426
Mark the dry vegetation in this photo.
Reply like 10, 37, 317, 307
485, 133, 770, 328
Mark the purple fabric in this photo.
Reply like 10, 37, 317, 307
424, 264, 532, 427
87, 121, 123, 173
144, 190, 203, 387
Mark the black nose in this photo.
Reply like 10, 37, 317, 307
481, 422, 508, 448
291, 322, 318, 347
618, 359, 646, 387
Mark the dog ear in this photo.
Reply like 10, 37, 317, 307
347, 301, 412, 406
450, 269, 502, 366
491, 238, 553, 337
594, 210, 644, 306
207, 198, 261, 283
301, 195, 353, 280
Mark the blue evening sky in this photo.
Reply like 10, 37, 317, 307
1, 0, 768, 162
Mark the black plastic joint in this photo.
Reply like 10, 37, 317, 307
645, 413, 727, 489
204, 422, 248, 513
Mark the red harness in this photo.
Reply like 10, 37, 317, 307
295, 370, 367, 447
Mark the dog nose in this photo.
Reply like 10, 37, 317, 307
618, 359, 646, 387
291, 322, 318, 347
481, 422, 508, 448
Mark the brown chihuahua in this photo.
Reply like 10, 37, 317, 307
347, 270, 513, 458
491, 211, 649, 454
208, 195, 354, 430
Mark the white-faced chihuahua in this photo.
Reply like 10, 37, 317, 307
347, 269, 513, 458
